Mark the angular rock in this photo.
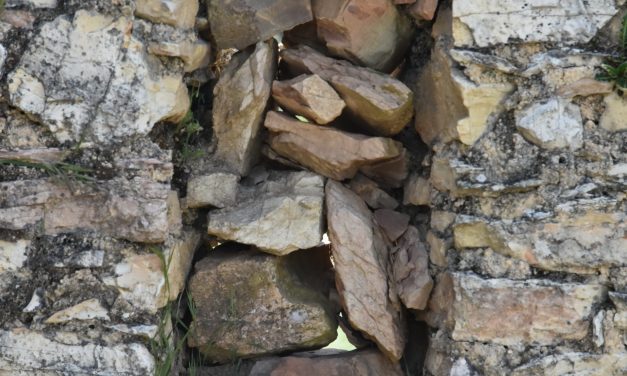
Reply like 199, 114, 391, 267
272, 74, 345, 125
207, 171, 324, 255
208, 0, 313, 50
600, 92, 627, 132
135, 0, 199, 29
557, 78, 613, 99
511, 353, 627, 376
326, 180, 405, 360
281, 46, 414, 136
348, 174, 399, 210
249, 349, 404, 376
391, 226, 433, 310
148, 37, 211, 72
453, 1, 618, 47
515, 97, 583, 150
212, 40, 277, 175
403, 174, 430, 206
7, 11, 189, 144
0, 239, 29, 273
453, 199, 626, 274
359, 148, 408, 188
186, 172, 240, 208
0, 329, 154, 374
448, 273, 606, 345
374, 209, 410, 242
6, 0, 57, 8
265, 111, 404, 181
409, 0, 438, 21
188, 246, 337, 362
103, 230, 200, 313
312, 0, 413, 72
45, 298, 110, 324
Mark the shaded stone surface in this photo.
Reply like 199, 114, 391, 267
281, 46, 413, 136
188, 246, 337, 362
312, 0, 413, 72
325, 180, 405, 361
511, 353, 627, 376
135, 0, 199, 29
265, 111, 403, 181
7, 11, 189, 144
448, 273, 606, 346
272, 74, 345, 125
207, 171, 324, 256
348, 174, 399, 210
390, 226, 433, 310
186, 172, 240, 208
212, 40, 277, 175
515, 97, 583, 150
207, 0, 313, 50
374, 209, 410, 242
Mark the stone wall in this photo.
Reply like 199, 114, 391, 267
0, 0, 625, 375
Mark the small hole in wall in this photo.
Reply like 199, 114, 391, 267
558, 156, 566, 164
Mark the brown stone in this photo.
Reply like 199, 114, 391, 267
403, 174, 431, 205
374, 209, 410, 242
281, 46, 414, 136
264, 111, 404, 181
449, 273, 606, 345
391, 226, 433, 310
212, 41, 277, 175
272, 74, 345, 125
325, 180, 405, 360
359, 148, 408, 188
408, 0, 438, 21
348, 174, 399, 210
312, 0, 413, 72
188, 246, 337, 362
249, 349, 404, 375
208, 0, 313, 50
135, 0, 198, 29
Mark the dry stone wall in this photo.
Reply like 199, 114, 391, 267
0, 0, 624, 375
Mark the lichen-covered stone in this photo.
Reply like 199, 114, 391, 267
135, 0, 199, 29
515, 97, 583, 150
188, 246, 337, 362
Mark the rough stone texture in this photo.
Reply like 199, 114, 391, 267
148, 37, 211, 72
409, 0, 438, 21
511, 353, 627, 376
600, 92, 627, 132
6, 0, 57, 8
403, 174, 430, 206
391, 226, 433, 310
453, 1, 619, 47
249, 349, 404, 376
374, 209, 410, 242
207, 171, 324, 255
8, 11, 189, 144
312, 0, 413, 72
207, 0, 313, 50
326, 180, 405, 361
0, 328, 155, 375
446, 273, 606, 346
281, 46, 414, 136
45, 298, 110, 324
212, 40, 277, 175
515, 97, 583, 150
265, 111, 404, 181
348, 174, 399, 210
186, 172, 240, 208
135, 0, 199, 29
272, 74, 345, 125
188, 246, 337, 362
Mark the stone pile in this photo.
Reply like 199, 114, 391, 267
0, 0, 625, 375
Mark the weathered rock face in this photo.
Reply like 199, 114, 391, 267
249, 349, 404, 376
188, 246, 337, 362
326, 180, 405, 361
8, 10, 189, 144
390, 226, 433, 310
186, 172, 240, 208
212, 40, 277, 175
207, 171, 324, 255
312, 0, 413, 72
272, 74, 345, 125
265, 111, 404, 181
511, 353, 627, 376
515, 97, 583, 150
445, 273, 606, 346
600, 92, 627, 132
135, 0, 199, 29
349, 174, 399, 210
207, 0, 313, 50
281, 46, 414, 136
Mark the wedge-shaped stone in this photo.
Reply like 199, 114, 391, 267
249, 349, 404, 376
349, 174, 399, 210
212, 40, 277, 175
208, 0, 313, 50
312, 0, 413, 72
136, 0, 198, 29
148, 37, 211, 72
7, 11, 189, 144
265, 111, 403, 181
272, 74, 345, 125
449, 273, 606, 346
326, 180, 405, 361
207, 171, 324, 255
188, 246, 337, 362
186, 172, 239, 208
0, 329, 154, 374
390, 226, 433, 310
281, 46, 413, 136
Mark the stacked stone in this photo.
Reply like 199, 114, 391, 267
414, 1, 627, 375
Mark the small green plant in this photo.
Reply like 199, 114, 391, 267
596, 15, 627, 92
0, 158, 96, 187
176, 110, 204, 162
